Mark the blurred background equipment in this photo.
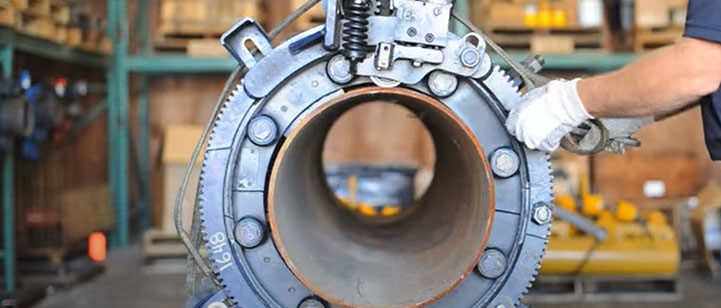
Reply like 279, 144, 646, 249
0, 0, 720, 308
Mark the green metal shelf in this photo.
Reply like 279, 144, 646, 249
0, 27, 109, 69
0, 25, 110, 295
494, 52, 639, 72
125, 53, 638, 75
128, 55, 237, 74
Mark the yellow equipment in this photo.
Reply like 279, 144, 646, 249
541, 195, 679, 276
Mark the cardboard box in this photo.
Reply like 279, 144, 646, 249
161, 125, 204, 234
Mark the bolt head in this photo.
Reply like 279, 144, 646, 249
478, 249, 507, 279
490, 148, 520, 178
298, 298, 326, 308
533, 203, 553, 225
425, 33, 435, 43
433, 7, 442, 16
235, 217, 266, 249
327, 55, 353, 84
427, 71, 458, 98
207, 302, 227, 308
407, 27, 417, 37
460, 48, 481, 68
248, 115, 278, 146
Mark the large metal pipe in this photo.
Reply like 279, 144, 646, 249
267, 87, 495, 308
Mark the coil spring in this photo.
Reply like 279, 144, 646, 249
342, 0, 370, 71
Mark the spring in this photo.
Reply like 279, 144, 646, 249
342, 0, 370, 72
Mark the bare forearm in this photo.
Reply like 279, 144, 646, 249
578, 38, 721, 118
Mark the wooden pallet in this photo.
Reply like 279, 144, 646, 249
525, 275, 681, 304
0, 1, 17, 26
634, 27, 684, 53
291, 0, 324, 31
487, 27, 608, 54
143, 228, 187, 261
155, 0, 262, 54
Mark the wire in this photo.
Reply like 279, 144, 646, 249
173, 0, 323, 287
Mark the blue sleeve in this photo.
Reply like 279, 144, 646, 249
684, 0, 721, 43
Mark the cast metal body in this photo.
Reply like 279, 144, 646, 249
198, 1, 555, 307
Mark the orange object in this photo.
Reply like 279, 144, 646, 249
555, 195, 577, 212
616, 201, 639, 222
88, 232, 107, 262
582, 194, 604, 216
552, 9, 568, 27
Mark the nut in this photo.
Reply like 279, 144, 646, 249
533, 203, 553, 225
490, 148, 520, 178
248, 115, 278, 146
460, 48, 481, 68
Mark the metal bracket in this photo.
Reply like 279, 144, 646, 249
323, 0, 341, 50
221, 18, 273, 69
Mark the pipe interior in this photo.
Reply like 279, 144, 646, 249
268, 88, 494, 308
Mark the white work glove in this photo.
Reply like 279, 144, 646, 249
505, 78, 594, 152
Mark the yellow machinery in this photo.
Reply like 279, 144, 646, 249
541, 193, 680, 276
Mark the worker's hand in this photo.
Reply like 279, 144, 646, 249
505, 78, 593, 152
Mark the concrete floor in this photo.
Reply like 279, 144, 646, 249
35, 245, 187, 308
33, 246, 721, 308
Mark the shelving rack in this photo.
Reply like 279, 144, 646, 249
0, 26, 109, 295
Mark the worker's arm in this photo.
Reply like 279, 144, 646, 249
505, 38, 721, 152
579, 38, 721, 118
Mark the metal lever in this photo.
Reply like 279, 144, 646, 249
553, 205, 608, 241
221, 18, 273, 69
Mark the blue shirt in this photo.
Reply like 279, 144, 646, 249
684, 0, 721, 160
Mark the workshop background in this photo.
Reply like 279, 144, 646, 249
0, 0, 719, 307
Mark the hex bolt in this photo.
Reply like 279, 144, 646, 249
248, 115, 278, 146
490, 148, 520, 178
533, 203, 553, 225
207, 302, 228, 308
234, 217, 266, 249
425, 33, 435, 43
460, 48, 481, 68
326, 54, 354, 84
298, 297, 326, 308
427, 71, 458, 98
407, 27, 417, 37
478, 249, 507, 279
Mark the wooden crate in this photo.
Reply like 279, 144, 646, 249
19, 13, 55, 40
25, 0, 50, 17
50, 0, 68, 25
12, 0, 27, 10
